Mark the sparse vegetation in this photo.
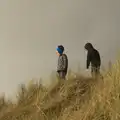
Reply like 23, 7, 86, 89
0, 60, 120, 120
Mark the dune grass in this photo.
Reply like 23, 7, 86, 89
0, 60, 120, 120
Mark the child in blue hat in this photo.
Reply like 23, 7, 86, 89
56, 45, 68, 80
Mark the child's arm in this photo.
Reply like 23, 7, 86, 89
62, 54, 68, 70
86, 52, 91, 69
57, 56, 64, 72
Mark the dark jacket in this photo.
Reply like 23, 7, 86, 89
57, 54, 68, 73
85, 43, 101, 69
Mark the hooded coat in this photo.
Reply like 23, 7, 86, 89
84, 43, 101, 69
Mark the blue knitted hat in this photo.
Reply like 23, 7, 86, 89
56, 47, 63, 54
56, 45, 64, 54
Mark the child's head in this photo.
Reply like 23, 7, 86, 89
56, 45, 64, 56
84, 43, 93, 51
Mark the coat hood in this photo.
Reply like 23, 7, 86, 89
84, 43, 94, 51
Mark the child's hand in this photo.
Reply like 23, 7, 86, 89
85, 69, 91, 77
85, 69, 89, 72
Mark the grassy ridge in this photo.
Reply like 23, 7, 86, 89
0, 60, 120, 120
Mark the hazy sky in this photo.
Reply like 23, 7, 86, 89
0, 0, 120, 98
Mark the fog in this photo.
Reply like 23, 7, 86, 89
0, 0, 120, 98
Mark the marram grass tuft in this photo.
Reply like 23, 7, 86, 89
0, 60, 120, 120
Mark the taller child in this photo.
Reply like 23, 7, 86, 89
56, 45, 68, 80
84, 43, 101, 79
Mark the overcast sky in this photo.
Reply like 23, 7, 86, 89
0, 0, 120, 98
